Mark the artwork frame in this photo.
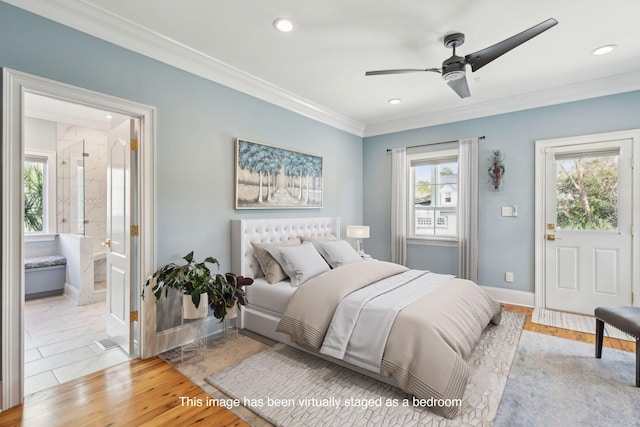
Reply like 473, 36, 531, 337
235, 138, 323, 209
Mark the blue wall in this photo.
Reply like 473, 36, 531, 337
364, 90, 640, 293
0, 3, 363, 330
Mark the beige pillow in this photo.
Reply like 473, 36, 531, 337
252, 238, 301, 283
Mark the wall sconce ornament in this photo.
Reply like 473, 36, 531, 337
488, 150, 505, 191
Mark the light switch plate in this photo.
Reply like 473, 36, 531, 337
501, 206, 514, 217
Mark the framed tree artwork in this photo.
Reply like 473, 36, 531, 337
235, 138, 323, 209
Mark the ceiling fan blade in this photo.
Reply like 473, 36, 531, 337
465, 18, 558, 72
447, 76, 470, 98
365, 68, 440, 76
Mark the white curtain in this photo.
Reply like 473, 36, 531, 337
391, 147, 407, 265
458, 138, 479, 282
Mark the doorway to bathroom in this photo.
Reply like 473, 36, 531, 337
22, 93, 135, 395
2, 68, 157, 410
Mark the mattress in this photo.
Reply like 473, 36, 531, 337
245, 277, 296, 315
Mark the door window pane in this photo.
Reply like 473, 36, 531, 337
556, 153, 618, 231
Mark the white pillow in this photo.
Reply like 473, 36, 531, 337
251, 238, 301, 283
266, 242, 330, 287
316, 240, 363, 269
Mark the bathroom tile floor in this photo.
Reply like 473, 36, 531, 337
24, 294, 133, 396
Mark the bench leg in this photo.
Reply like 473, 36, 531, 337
636, 338, 639, 387
595, 319, 604, 358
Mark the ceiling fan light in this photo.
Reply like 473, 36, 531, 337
444, 70, 465, 81
273, 18, 294, 33
591, 44, 617, 55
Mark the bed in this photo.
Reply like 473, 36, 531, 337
230, 217, 502, 418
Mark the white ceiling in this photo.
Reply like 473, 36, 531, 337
8, 0, 640, 136
25, 93, 117, 130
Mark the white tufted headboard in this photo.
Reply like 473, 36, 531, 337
230, 217, 340, 278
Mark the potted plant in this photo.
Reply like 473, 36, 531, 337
210, 273, 253, 320
143, 251, 253, 320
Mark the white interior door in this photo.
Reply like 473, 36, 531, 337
544, 139, 633, 315
106, 119, 134, 353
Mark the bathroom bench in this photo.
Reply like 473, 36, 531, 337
24, 255, 67, 300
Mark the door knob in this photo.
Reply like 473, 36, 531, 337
545, 234, 560, 241
102, 239, 111, 247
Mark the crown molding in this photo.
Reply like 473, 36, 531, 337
363, 70, 640, 137
6, 0, 640, 140
4, 0, 366, 136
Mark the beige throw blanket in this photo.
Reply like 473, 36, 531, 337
276, 261, 502, 418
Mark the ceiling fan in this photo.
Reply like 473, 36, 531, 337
365, 18, 558, 98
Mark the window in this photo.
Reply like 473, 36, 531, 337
555, 150, 619, 231
408, 149, 458, 240
24, 150, 56, 235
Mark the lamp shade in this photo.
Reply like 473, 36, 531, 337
346, 225, 370, 239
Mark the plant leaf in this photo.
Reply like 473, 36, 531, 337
192, 292, 201, 308
204, 256, 219, 267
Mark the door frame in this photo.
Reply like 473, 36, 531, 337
1, 68, 157, 410
534, 129, 640, 311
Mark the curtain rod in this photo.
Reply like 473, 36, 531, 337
386, 135, 485, 152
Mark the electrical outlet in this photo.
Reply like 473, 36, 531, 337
505, 272, 514, 283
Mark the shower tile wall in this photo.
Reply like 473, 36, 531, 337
57, 123, 108, 256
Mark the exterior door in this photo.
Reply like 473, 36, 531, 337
106, 119, 135, 353
544, 139, 633, 315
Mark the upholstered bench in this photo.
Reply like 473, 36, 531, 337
24, 255, 67, 300
594, 306, 640, 387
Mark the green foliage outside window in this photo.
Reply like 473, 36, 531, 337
556, 156, 617, 231
24, 162, 44, 232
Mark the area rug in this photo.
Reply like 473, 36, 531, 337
495, 330, 639, 426
205, 311, 525, 426
532, 307, 633, 341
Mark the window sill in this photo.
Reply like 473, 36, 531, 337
25, 233, 58, 243
407, 237, 458, 248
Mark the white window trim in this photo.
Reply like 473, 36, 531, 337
24, 148, 57, 235
407, 237, 458, 247
407, 149, 459, 244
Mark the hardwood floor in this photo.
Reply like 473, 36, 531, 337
0, 356, 248, 427
502, 303, 635, 352
1, 304, 634, 426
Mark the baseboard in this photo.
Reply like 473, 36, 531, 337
481, 285, 534, 307
64, 282, 79, 304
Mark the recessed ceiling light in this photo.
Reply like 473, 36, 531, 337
591, 44, 617, 56
388, 99, 402, 105
105, 114, 112, 119
273, 18, 294, 33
